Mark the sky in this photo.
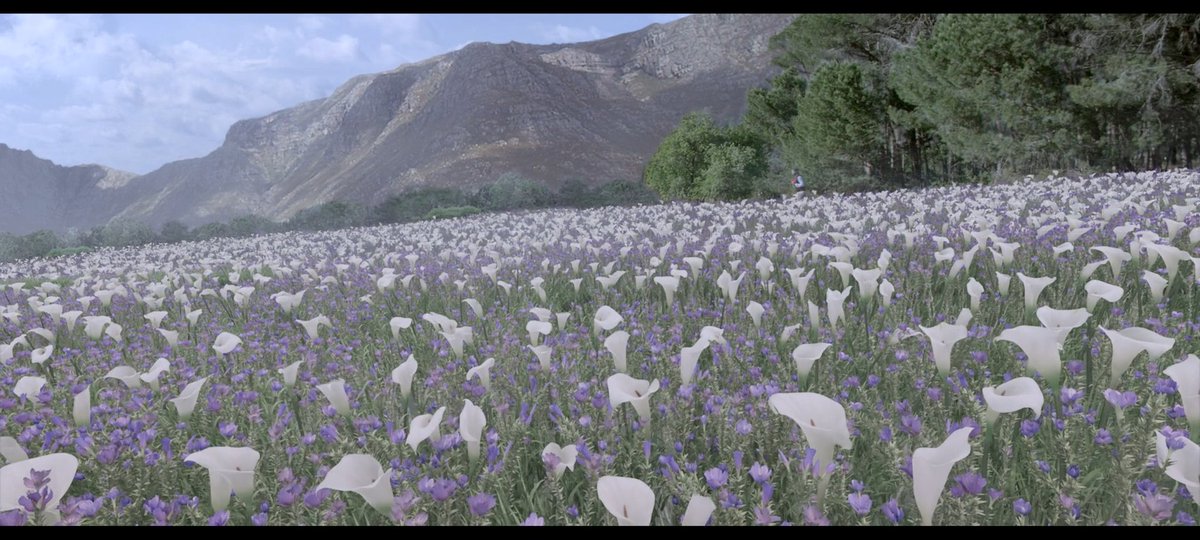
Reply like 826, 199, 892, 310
0, 14, 687, 174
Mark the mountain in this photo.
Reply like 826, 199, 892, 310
4, 14, 794, 232
0, 143, 139, 235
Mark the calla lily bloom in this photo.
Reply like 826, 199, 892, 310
297, 315, 332, 340
389, 317, 413, 341
826, 287, 851, 329
440, 328, 469, 358
104, 366, 143, 389
1142, 270, 1168, 302
716, 270, 746, 302
954, 308, 973, 328
700, 326, 726, 345
1163, 354, 1199, 435
745, 301, 764, 328
0, 436, 27, 463
786, 267, 815, 297
317, 379, 352, 416
1161, 437, 1200, 505
597, 475, 655, 526
981, 377, 1043, 425
144, 310, 168, 330
919, 323, 969, 377
1146, 244, 1189, 283
681, 494, 716, 526
158, 328, 180, 347
36, 304, 62, 325
27, 327, 54, 346
1084, 280, 1123, 312
526, 320, 553, 346
212, 332, 242, 355
391, 355, 418, 398
605, 331, 630, 373
407, 406, 447, 452
530, 345, 553, 372
542, 442, 579, 480
462, 298, 483, 319
996, 326, 1064, 384
1036, 307, 1090, 343
851, 267, 882, 300
755, 257, 774, 280
529, 307, 552, 323
104, 322, 124, 342
912, 427, 974, 526
73, 385, 90, 427
594, 305, 624, 336
791, 342, 832, 383
768, 392, 852, 503
679, 339, 709, 386
995, 272, 1011, 297
1091, 246, 1131, 277
880, 278, 895, 306
1017, 273, 1055, 311
1102, 326, 1175, 385
171, 377, 208, 420
279, 361, 302, 389
608, 373, 660, 423
459, 399, 486, 462
966, 278, 984, 311
14, 376, 47, 399
467, 358, 496, 391
183, 446, 260, 512
139, 358, 171, 390
829, 262, 854, 289
31, 344, 52, 365
315, 454, 395, 515
82, 315, 111, 340
0, 452, 80, 524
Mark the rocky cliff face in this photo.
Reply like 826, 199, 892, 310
0, 144, 139, 234
4, 14, 794, 231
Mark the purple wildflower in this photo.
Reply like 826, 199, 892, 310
467, 493, 496, 517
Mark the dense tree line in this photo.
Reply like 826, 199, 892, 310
0, 175, 658, 263
645, 14, 1200, 199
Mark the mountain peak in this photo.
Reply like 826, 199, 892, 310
2, 14, 795, 233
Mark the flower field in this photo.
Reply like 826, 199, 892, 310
0, 170, 1198, 526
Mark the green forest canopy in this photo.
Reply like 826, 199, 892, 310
645, 14, 1200, 200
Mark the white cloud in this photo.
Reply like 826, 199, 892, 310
540, 24, 607, 44
296, 15, 326, 31
0, 15, 333, 172
352, 14, 421, 36
0, 15, 138, 86
297, 34, 360, 63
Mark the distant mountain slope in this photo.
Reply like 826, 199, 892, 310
3, 14, 794, 232
0, 143, 139, 234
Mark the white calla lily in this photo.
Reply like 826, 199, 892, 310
981, 377, 1044, 425
0, 452, 80, 524
171, 377, 208, 420
391, 355, 418, 398
467, 357, 496, 391
183, 446, 260, 512
597, 475, 655, 526
316, 454, 395, 515
681, 494, 716, 526
317, 379, 351, 416
607, 373, 660, 423
407, 406, 447, 452
912, 427, 974, 526
605, 331, 630, 373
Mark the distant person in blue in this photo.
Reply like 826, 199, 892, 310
791, 171, 805, 193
